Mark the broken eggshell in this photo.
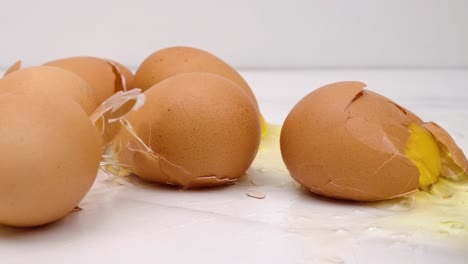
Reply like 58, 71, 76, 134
3, 60, 21, 76
90, 88, 146, 146
43, 56, 134, 104
280, 81, 468, 201
422, 122, 468, 180
281, 81, 422, 201
114, 72, 261, 188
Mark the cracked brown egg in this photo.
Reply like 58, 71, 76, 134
114, 72, 261, 188
133, 46, 266, 134
0, 95, 102, 227
0, 66, 97, 115
280, 81, 468, 201
43, 56, 134, 105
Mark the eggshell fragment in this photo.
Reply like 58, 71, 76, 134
0, 66, 97, 114
3, 60, 21, 76
116, 72, 261, 188
44, 56, 134, 104
0, 95, 102, 227
90, 88, 146, 146
422, 122, 468, 178
246, 189, 266, 199
133, 46, 258, 108
280, 81, 420, 201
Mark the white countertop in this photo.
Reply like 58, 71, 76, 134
1, 69, 468, 264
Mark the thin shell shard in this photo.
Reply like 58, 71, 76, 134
91, 88, 145, 146
422, 122, 468, 180
3, 60, 22, 76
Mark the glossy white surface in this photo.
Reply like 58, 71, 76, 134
1, 69, 468, 263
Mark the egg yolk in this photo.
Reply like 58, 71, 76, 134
405, 124, 441, 190
260, 113, 267, 136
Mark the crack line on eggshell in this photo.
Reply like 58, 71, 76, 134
387, 100, 409, 121
121, 119, 153, 153
123, 128, 193, 186
148, 119, 154, 148
399, 175, 419, 197
320, 154, 414, 201
344, 116, 401, 155
346, 111, 410, 129
121, 116, 206, 187
309, 164, 377, 199
344, 89, 367, 111
387, 100, 407, 115
370, 153, 397, 177
321, 180, 380, 200
120, 117, 232, 188
121, 121, 190, 175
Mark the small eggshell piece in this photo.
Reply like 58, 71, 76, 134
422, 122, 468, 176
3, 60, 22, 76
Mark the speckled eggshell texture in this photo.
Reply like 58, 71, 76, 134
280, 81, 423, 201
116, 72, 261, 188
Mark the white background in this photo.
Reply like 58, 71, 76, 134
1, 0, 467, 69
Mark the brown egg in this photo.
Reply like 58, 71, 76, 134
280, 81, 467, 201
133, 46, 258, 108
133, 46, 268, 135
44, 56, 134, 105
0, 95, 102, 227
0, 66, 97, 115
115, 72, 261, 188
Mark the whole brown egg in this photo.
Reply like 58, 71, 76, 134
134, 46, 257, 105
133, 46, 266, 133
0, 95, 102, 227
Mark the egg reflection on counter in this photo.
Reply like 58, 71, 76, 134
280, 81, 468, 201
0, 95, 102, 227
111, 72, 261, 188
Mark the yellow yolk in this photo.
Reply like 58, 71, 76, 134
405, 124, 441, 190
260, 113, 267, 136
